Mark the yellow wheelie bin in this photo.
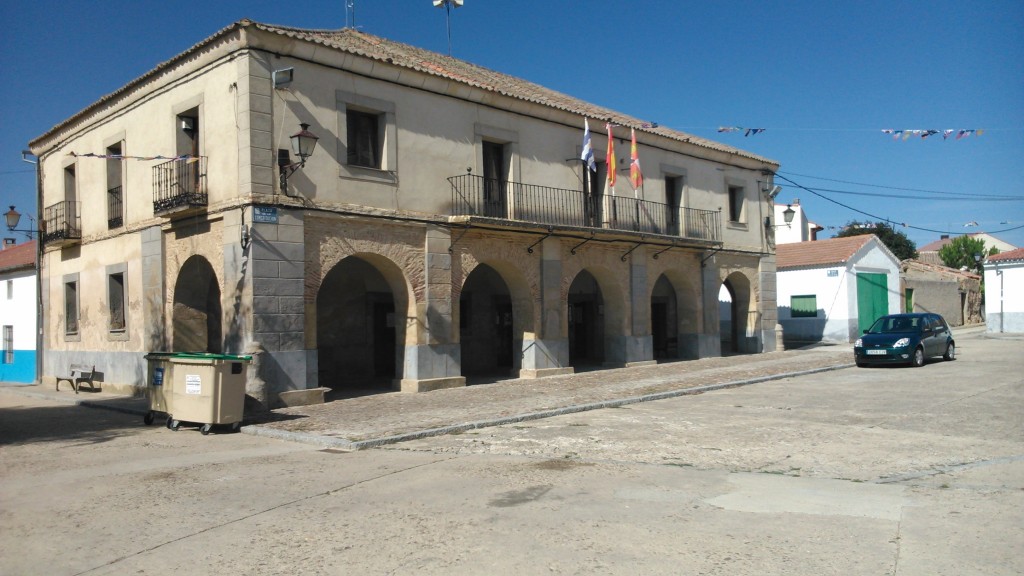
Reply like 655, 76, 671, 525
165, 353, 252, 435
143, 352, 175, 427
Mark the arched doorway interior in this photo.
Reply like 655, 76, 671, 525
568, 270, 605, 367
651, 274, 678, 360
172, 255, 222, 353
459, 264, 513, 379
317, 256, 397, 392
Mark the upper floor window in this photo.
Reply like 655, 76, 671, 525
6, 279, 11, 300
2, 325, 12, 364
347, 109, 382, 169
107, 141, 124, 229
728, 185, 745, 223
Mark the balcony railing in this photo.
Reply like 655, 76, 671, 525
152, 156, 207, 216
42, 200, 81, 246
107, 185, 123, 229
449, 174, 721, 243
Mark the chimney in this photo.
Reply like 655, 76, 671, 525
2, 238, 16, 250
940, 234, 949, 240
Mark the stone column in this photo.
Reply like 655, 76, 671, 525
520, 237, 572, 377
140, 225, 166, 352
700, 260, 723, 358
399, 225, 465, 392
624, 253, 655, 366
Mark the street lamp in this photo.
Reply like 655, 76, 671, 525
765, 204, 796, 230
278, 123, 319, 193
4, 205, 36, 237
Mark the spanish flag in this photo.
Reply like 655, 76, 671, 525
630, 128, 643, 192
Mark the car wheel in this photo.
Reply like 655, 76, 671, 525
911, 347, 925, 367
944, 343, 956, 361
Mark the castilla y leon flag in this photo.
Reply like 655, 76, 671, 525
630, 128, 643, 191
606, 123, 616, 191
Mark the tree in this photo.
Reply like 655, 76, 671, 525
938, 235, 997, 275
833, 221, 918, 261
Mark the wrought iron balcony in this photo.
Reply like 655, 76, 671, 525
107, 185, 123, 229
448, 173, 721, 243
42, 200, 81, 247
152, 156, 207, 216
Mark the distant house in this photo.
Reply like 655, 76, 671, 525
918, 233, 1017, 266
983, 247, 1024, 333
777, 235, 900, 344
900, 260, 982, 327
0, 240, 37, 383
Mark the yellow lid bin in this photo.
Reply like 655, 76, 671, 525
146, 352, 251, 435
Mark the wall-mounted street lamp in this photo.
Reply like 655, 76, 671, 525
278, 123, 319, 193
4, 205, 37, 238
765, 204, 796, 230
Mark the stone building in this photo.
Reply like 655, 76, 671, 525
28, 20, 780, 405
900, 260, 982, 327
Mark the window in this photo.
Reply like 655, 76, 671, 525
728, 185, 745, 222
347, 109, 382, 168
108, 272, 126, 331
6, 279, 12, 300
665, 175, 683, 235
65, 279, 79, 335
2, 325, 12, 364
107, 142, 124, 229
790, 295, 817, 318
64, 164, 77, 203
904, 288, 914, 313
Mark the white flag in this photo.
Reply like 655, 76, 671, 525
581, 119, 596, 172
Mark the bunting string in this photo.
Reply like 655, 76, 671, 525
882, 129, 983, 141
718, 126, 766, 137
68, 152, 198, 161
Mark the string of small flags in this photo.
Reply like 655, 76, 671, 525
882, 129, 984, 141
69, 152, 199, 161
718, 126, 766, 137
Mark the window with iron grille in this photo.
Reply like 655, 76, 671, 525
65, 280, 79, 335
2, 325, 12, 364
107, 142, 124, 229
108, 272, 126, 331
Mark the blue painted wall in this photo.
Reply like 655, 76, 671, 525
0, 350, 36, 383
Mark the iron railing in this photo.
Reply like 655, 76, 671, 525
107, 185, 123, 229
449, 173, 720, 242
152, 156, 207, 215
42, 200, 81, 246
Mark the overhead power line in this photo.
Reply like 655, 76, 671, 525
777, 170, 1023, 199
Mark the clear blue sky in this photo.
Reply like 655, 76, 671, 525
3, 0, 1022, 248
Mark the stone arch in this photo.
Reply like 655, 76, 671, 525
566, 265, 627, 367
720, 271, 753, 354
172, 255, 222, 353
315, 253, 412, 393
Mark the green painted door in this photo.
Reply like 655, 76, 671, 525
857, 273, 889, 334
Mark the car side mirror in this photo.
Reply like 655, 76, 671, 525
862, 329, 869, 334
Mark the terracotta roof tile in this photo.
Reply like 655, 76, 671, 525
776, 235, 875, 270
33, 20, 778, 167
988, 247, 1024, 262
0, 241, 36, 273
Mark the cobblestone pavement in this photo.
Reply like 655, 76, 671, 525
244, 346, 855, 448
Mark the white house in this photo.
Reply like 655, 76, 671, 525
0, 239, 37, 383
776, 235, 901, 344
983, 247, 1024, 333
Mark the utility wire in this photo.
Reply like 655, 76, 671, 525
777, 170, 1023, 199
773, 173, 1024, 236
796, 186, 1024, 202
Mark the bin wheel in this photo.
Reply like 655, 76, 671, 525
144, 411, 155, 425
170, 419, 181, 431
200, 424, 212, 435
231, 422, 241, 432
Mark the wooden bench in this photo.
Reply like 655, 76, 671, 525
56, 364, 97, 394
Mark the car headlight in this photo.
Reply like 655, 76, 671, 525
854, 338, 862, 347
893, 337, 910, 348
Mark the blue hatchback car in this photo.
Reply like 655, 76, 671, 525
854, 313, 956, 368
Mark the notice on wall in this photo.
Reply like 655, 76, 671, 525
185, 374, 202, 395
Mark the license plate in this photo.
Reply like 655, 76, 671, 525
866, 349, 887, 355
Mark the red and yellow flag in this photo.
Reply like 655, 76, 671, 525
630, 128, 643, 191
606, 124, 616, 190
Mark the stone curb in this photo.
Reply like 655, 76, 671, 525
240, 362, 856, 451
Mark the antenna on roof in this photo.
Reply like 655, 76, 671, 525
432, 0, 464, 56
346, 0, 356, 28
